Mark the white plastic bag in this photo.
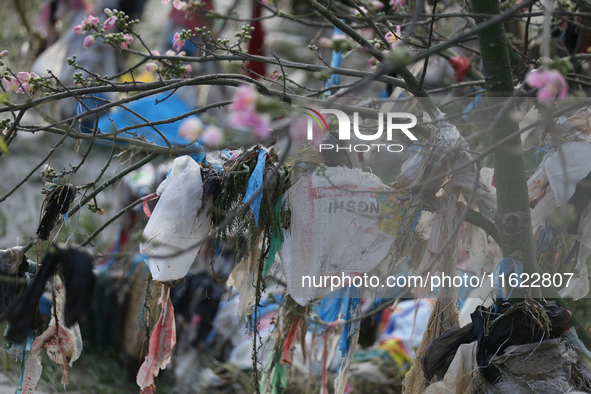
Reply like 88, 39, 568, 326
546, 141, 591, 206
279, 166, 396, 305
140, 156, 210, 282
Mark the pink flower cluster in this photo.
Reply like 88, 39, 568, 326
173, 32, 185, 52
73, 10, 131, 49
525, 69, 568, 105
390, 0, 404, 10
120, 34, 134, 49
145, 50, 192, 79
201, 125, 223, 146
178, 117, 203, 141
103, 15, 117, 31
385, 26, 402, 45
229, 85, 271, 140
162, 0, 185, 10
3, 72, 37, 94
73, 15, 99, 36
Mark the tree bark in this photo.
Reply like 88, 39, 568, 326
471, 0, 591, 348
470, 0, 538, 294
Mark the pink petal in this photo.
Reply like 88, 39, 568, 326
145, 62, 158, 73
83, 35, 95, 48
525, 70, 547, 88
17, 72, 30, 83
201, 125, 223, 146
103, 16, 117, 31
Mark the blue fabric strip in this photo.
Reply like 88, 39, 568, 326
242, 149, 267, 225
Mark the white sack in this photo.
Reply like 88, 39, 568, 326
279, 166, 396, 306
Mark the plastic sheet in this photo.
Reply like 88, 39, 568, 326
279, 166, 395, 305
140, 156, 211, 282
423, 342, 478, 394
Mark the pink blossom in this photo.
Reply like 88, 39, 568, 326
17, 72, 30, 83
120, 34, 133, 49
230, 84, 258, 111
73, 24, 83, 35
525, 69, 568, 105
201, 125, 223, 146
3, 76, 19, 93
178, 117, 203, 141
173, 32, 185, 52
319, 37, 331, 48
165, 49, 176, 56
181, 64, 192, 77
20, 82, 32, 93
173, 0, 184, 10
145, 62, 158, 73
371, 1, 384, 9
83, 35, 95, 48
230, 110, 271, 140
385, 26, 401, 45
82, 15, 99, 28
0, 50, 7, 57
151, 50, 161, 56
289, 116, 324, 146
390, 0, 404, 10
3, 75, 31, 94
228, 85, 272, 139
104, 8, 112, 16
251, 113, 271, 139
103, 15, 117, 31
162, 0, 170, 3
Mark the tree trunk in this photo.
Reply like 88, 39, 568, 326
470, 0, 538, 294
471, 0, 591, 348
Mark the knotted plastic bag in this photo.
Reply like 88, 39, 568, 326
140, 156, 210, 282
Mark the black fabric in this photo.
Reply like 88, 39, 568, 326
60, 247, 96, 327
421, 300, 573, 385
471, 300, 572, 382
200, 167, 223, 210
0, 251, 27, 318
36, 185, 76, 241
5, 249, 59, 343
422, 322, 477, 383
4, 246, 95, 343
170, 270, 226, 346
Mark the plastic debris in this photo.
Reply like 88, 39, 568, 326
6, 246, 95, 343
140, 156, 211, 282
279, 166, 395, 305
136, 285, 177, 393
21, 276, 83, 392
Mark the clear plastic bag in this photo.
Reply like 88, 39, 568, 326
140, 156, 210, 282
